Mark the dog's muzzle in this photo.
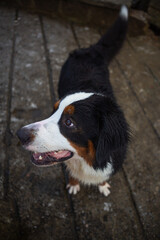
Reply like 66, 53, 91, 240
16, 127, 35, 146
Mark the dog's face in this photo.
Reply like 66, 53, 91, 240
17, 92, 96, 167
17, 91, 128, 169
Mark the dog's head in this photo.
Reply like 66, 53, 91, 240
17, 92, 129, 169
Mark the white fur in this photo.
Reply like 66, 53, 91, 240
120, 5, 128, 20
66, 156, 113, 185
98, 182, 111, 197
66, 183, 80, 195
25, 122, 75, 153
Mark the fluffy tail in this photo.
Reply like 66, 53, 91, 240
94, 5, 128, 64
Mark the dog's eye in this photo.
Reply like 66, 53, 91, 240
65, 119, 74, 127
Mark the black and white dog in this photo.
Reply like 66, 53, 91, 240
17, 6, 130, 196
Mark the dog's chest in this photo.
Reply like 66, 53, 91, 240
65, 156, 112, 185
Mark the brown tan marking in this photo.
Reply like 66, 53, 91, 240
64, 105, 75, 115
54, 100, 60, 111
29, 129, 36, 143
99, 181, 107, 186
70, 140, 95, 166
68, 175, 79, 186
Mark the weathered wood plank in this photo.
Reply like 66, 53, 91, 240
116, 37, 160, 137
110, 59, 160, 239
0, 8, 15, 132
0, 8, 22, 240
42, 18, 77, 99
8, 12, 76, 239
114, 37, 160, 239
72, 25, 145, 240
0, 8, 15, 198
128, 36, 160, 85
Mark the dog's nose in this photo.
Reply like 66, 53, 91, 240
16, 127, 35, 145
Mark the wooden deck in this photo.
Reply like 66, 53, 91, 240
0, 7, 160, 240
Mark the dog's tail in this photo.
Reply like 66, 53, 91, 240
94, 5, 128, 64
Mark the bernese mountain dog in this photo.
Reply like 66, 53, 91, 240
17, 6, 130, 196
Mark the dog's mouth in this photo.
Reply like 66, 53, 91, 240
31, 150, 73, 166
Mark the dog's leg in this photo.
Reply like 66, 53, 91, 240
98, 182, 111, 197
66, 175, 80, 195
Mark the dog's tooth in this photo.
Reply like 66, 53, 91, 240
39, 155, 42, 160
54, 151, 58, 154
58, 151, 63, 153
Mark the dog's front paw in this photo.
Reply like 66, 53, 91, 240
98, 182, 111, 197
66, 183, 80, 195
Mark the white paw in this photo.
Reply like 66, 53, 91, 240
66, 184, 80, 195
98, 182, 111, 197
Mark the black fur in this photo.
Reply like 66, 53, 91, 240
58, 8, 130, 172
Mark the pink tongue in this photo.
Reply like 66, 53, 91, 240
49, 151, 71, 159
33, 151, 71, 161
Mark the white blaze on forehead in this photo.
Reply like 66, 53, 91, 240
25, 92, 94, 129
51, 92, 94, 123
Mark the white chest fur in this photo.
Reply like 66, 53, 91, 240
65, 156, 113, 185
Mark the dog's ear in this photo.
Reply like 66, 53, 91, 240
95, 97, 129, 168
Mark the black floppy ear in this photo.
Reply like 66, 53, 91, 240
95, 98, 129, 169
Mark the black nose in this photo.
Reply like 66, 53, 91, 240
16, 127, 35, 145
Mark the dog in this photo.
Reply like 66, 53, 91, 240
17, 6, 130, 197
